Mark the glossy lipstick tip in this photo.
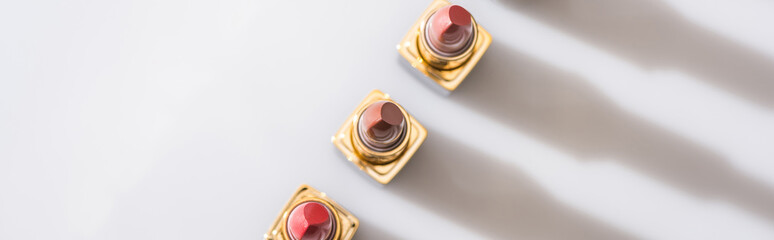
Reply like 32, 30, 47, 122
286, 201, 334, 240
426, 5, 474, 56
447, 5, 472, 26
358, 101, 406, 152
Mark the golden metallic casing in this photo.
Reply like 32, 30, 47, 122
397, 0, 492, 92
264, 185, 359, 240
332, 90, 427, 184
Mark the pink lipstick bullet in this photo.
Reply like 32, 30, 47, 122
397, 0, 492, 92
425, 5, 474, 56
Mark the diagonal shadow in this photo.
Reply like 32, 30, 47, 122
354, 219, 402, 240
387, 132, 639, 240
449, 41, 774, 224
494, 0, 774, 110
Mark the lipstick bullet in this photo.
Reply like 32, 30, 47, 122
332, 90, 427, 184
265, 185, 359, 240
357, 101, 406, 152
426, 5, 474, 57
397, 0, 492, 93
286, 202, 334, 240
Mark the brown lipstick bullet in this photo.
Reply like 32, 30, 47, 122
332, 90, 427, 184
357, 101, 407, 152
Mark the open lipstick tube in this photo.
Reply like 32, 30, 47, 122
397, 0, 492, 93
264, 185, 359, 240
332, 90, 427, 184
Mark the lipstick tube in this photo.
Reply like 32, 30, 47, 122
264, 185, 359, 240
332, 90, 427, 184
397, 0, 492, 93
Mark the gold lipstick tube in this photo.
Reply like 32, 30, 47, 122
397, 0, 492, 93
332, 90, 427, 184
264, 185, 359, 240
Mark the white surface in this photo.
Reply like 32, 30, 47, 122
2, 0, 774, 239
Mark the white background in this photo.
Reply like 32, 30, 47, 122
3, 0, 774, 239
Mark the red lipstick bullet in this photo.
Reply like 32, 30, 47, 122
286, 202, 335, 240
265, 185, 358, 240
